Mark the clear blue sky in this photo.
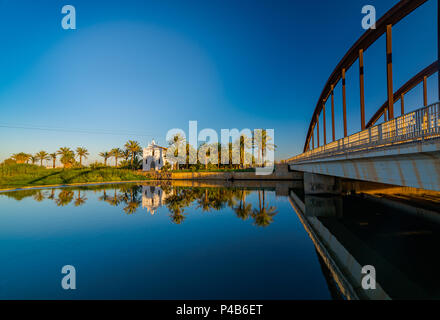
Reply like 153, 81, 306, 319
0, 0, 438, 163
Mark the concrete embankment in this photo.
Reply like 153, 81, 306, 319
140, 164, 303, 181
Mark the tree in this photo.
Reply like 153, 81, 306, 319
75, 147, 89, 166
124, 140, 141, 168
99, 151, 111, 166
236, 134, 253, 168
111, 148, 123, 167
36, 151, 50, 167
49, 153, 57, 168
167, 133, 186, 170
253, 130, 276, 167
57, 147, 75, 168
122, 149, 130, 161
30, 155, 39, 165
11, 152, 31, 164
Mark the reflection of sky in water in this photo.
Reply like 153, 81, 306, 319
0, 184, 331, 299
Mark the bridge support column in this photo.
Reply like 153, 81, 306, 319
304, 172, 342, 195
304, 196, 343, 218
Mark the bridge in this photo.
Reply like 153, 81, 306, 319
286, 0, 440, 193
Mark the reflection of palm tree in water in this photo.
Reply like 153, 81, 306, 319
109, 189, 122, 207
165, 190, 188, 224
196, 189, 212, 213
169, 204, 186, 224
99, 189, 109, 202
55, 190, 74, 206
234, 190, 252, 220
251, 190, 278, 227
33, 190, 46, 202
122, 186, 141, 215
74, 190, 87, 207
48, 188, 56, 200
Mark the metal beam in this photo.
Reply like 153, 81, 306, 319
401, 93, 405, 115
386, 24, 394, 119
359, 49, 366, 130
342, 68, 347, 137
331, 85, 335, 141
316, 113, 320, 147
423, 75, 428, 106
323, 102, 327, 145
366, 61, 439, 128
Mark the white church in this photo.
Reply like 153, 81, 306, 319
142, 140, 171, 171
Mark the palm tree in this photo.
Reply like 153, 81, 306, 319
122, 149, 130, 161
168, 133, 186, 170
36, 151, 50, 167
111, 148, 123, 167
99, 151, 111, 166
124, 140, 141, 168
57, 147, 75, 168
30, 155, 38, 165
236, 134, 253, 168
11, 152, 31, 164
253, 130, 276, 166
75, 147, 89, 167
49, 153, 57, 168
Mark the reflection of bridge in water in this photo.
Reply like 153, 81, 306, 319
288, 190, 440, 300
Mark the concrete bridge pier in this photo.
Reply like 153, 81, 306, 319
304, 172, 342, 195
304, 195, 343, 218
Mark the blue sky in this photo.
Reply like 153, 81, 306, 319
0, 0, 438, 163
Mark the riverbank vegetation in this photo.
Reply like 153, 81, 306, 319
0, 164, 149, 189
1, 131, 276, 185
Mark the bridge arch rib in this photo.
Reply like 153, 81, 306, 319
304, 0, 437, 152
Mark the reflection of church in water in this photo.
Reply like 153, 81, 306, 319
141, 186, 170, 215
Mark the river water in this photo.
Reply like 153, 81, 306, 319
0, 182, 438, 299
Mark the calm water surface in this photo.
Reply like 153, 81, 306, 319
1, 182, 439, 299
0, 183, 330, 299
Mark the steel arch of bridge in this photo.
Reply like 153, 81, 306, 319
304, 0, 439, 152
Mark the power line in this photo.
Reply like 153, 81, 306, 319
0, 123, 156, 137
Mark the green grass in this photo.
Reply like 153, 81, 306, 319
0, 164, 150, 189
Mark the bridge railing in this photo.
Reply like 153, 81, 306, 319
288, 102, 440, 163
